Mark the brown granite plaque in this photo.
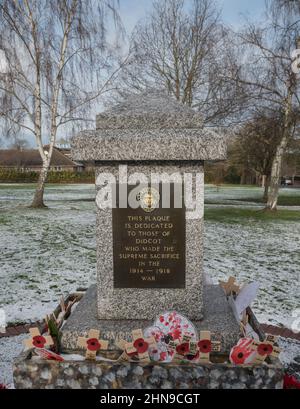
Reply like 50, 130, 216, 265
112, 183, 185, 289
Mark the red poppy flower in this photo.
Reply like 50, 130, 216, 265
257, 343, 273, 356
176, 342, 190, 356
86, 338, 101, 351
230, 339, 255, 365
198, 339, 212, 353
32, 335, 47, 348
231, 350, 247, 365
171, 329, 181, 340
159, 316, 164, 323
133, 338, 149, 354
284, 374, 300, 389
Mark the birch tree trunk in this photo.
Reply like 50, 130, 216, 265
265, 134, 289, 210
31, 161, 49, 208
266, 92, 293, 210
29, 0, 75, 208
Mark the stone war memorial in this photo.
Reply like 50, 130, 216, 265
13, 92, 284, 389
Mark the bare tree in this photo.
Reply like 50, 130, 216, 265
0, 0, 124, 207
232, 2, 300, 210
273, 0, 300, 16
10, 136, 30, 150
115, 0, 246, 126
230, 113, 284, 202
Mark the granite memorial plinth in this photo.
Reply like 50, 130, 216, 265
63, 90, 239, 351
13, 92, 283, 390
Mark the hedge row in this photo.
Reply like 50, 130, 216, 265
0, 168, 95, 183
0, 167, 241, 185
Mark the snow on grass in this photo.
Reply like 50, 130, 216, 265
278, 337, 300, 373
0, 184, 299, 329
204, 218, 300, 327
0, 184, 96, 323
205, 184, 300, 209
204, 186, 300, 328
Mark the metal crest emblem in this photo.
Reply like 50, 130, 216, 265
137, 187, 160, 212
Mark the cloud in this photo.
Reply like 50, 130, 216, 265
219, 0, 264, 27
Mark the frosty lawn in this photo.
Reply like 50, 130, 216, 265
0, 184, 299, 329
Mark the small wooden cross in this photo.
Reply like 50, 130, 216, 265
251, 334, 281, 364
219, 276, 240, 296
115, 339, 134, 362
117, 350, 132, 362
23, 327, 53, 350
77, 329, 108, 360
169, 334, 192, 361
123, 329, 156, 362
167, 334, 200, 362
167, 338, 180, 359
197, 331, 221, 364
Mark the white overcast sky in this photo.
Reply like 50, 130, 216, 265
119, 0, 264, 34
1, 0, 266, 146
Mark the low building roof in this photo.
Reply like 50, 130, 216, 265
0, 147, 79, 167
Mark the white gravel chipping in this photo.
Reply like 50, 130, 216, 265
0, 334, 27, 388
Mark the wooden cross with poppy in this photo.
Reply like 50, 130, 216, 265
77, 329, 109, 360
171, 340, 190, 361
251, 334, 281, 364
197, 331, 221, 364
219, 276, 240, 296
23, 327, 54, 350
123, 329, 156, 362
168, 334, 198, 362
